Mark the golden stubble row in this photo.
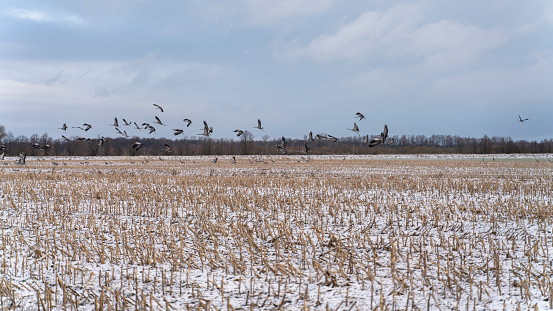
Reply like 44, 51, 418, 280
0, 156, 552, 310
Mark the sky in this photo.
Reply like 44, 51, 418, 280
1, 0, 552, 142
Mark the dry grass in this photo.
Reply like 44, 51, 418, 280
1, 155, 552, 310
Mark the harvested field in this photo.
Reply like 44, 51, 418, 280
1, 154, 553, 310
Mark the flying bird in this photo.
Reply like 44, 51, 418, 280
183, 119, 192, 127
59, 123, 68, 131
98, 137, 108, 146
355, 112, 365, 121
134, 122, 142, 130
132, 142, 143, 151
302, 144, 310, 154
347, 123, 360, 136
17, 152, 26, 165
123, 119, 132, 126
115, 127, 124, 136
162, 144, 173, 153
518, 115, 529, 123
369, 124, 389, 148
199, 121, 213, 136
328, 135, 339, 143
154, 116, 165, 126
148, 126, 156, 134
307, 132, 314, 141
62, 135, 70, 142
153, 103, 164, 112
173, 129, 184, 136
234, 129, 244, 137
111, 118, 119, 127
316, 134, 327, 140
277, 136, 287, 154
254, 119, 264, 130
73, 124, 92, 131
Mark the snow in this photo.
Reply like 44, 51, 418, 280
1, 154, 553, 310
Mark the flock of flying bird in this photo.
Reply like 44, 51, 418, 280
3, 104, 531, 164
48, 104, 391, 156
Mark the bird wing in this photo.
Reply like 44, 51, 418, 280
381, 124, 388, 140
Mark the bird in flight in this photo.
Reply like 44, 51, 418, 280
199, 121, 213, 136
518, 115, 529, 123
59, 123, 68, 131
316, 134, 327, 140
347, 123, 360, 136
328, 135, 339, 143
302, 144, 310, 154
369, 124, 389, 147
153, 103, 164, 112
73, 123, 92, 131
307, 132, 314, 141
110, 118, 119, 127
132, 142, 143, 151
355, 112, 365, 121
98, 137, 108, 146
254, 119, 264, 130
162, 144, 173, 153
277, 136, 287, 154
134, 122, 142, 130
173, 129, 184, 136
154, 116, 165, 126
123, 119, 132, 126
183, 119, 192, 127
234, 129, 244, 137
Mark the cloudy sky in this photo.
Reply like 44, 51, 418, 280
1, 0, 552, 142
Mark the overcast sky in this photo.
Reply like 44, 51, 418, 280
1, 0, 552, 142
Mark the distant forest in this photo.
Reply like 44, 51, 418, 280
1, 125, 552, 156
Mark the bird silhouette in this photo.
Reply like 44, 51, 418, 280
162, 144, 173, 153
307, 132, 314, 141
132, 142, 143, 151
173, 129, 184, 136
73, 124, 92, 131
277, 136, 287, 154
328, 135, 338, 143
110, 118, 119, 127
369, 124, 388, 147
154, 116, 165, 126
153, 103, 164, 112
355, 112, 365, 121
347, 123, 360, 136
519, 115, 529, 123
302, 144, 310, 154
199, 121, 213, 136
254, 119, 264, 130
234, 129, 244, 137
183, 119, 192, 127
123, 119, 132, 126
59, 123, 68, 131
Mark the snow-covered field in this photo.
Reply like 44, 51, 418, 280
1, 154, 553, 310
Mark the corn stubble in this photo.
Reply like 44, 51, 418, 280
1, 156, 553, 310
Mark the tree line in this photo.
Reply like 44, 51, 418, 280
0, 125, 551, 156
